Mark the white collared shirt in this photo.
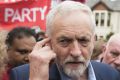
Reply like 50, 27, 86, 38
88, 62, 96, 80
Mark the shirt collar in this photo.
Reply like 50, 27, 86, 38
58, 62, 96, 80
88, 62, 96, 80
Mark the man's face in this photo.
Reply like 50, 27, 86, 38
8, 36, 36, 67
103, 41, 120, 71
51, 11, 95, 78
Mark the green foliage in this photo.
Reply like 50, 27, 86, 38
106, 32, 114, 41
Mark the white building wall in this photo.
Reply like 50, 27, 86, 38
95, 27, 111, 39
111, 12, 120, 33
93, 10, 112, 39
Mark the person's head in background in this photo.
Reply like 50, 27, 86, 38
91, 39, 106, 61
6, 27, 36, 68
102, 33, 120, 71
0, 30, 8, 79
35, 31, 45, 42
46, 1, 95, 79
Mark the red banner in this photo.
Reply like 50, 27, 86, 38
0, 0, 51, 30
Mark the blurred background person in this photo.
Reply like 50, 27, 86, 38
6, 27, 36, 68
35, 31, 45, 42
102, 33, 120, 71
0, 30, 9, 80
91, 38, 106, 62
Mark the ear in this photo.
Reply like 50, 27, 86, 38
7, 47, 11, 52
45, 33, 48, 38
7, 48, 13, 57
93, 34, 96, 46
102, 44, 106, 52
100, 44, 107, 61
94, 34, 97, 41
45, 33, 53, 49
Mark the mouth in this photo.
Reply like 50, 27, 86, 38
23, 60, 29, 64
65, 61, 85, 68
66, 61, 84, 64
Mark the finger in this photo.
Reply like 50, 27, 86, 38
47, 50, 56, 61
29, 48, 56, 64
34, 38, 50, 50
45, 40, 52, 49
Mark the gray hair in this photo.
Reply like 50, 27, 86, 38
46, 1, 96, 36
106, 33, 120, 48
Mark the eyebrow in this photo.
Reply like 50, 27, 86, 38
57, 36, 72, 40
110, 51, 120, 54
78, 33, 92, 38
16, 49, 29, 52
57, 34, 91, 40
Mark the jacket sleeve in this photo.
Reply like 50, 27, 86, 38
10, 64, 29, 80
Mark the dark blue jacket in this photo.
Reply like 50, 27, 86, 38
10, 61, 120, 80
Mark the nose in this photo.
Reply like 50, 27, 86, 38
70, 41, 82, 58
114, 56, 120, 66
24, 55, 29, 63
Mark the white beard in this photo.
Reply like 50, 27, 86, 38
56, 55, 91, 79
63, 61, 89, 79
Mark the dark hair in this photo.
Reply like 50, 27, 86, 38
6, 27, 36, 48
35, 31, 45, 41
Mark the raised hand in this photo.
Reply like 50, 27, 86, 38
29, 38, 56, 80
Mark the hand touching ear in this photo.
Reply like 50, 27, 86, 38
29, 38, 56, 80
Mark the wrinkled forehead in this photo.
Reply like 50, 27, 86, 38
106, 40, 120, 53
12, 36, 36, 47
51, 11, 94, 34
107, 35, 120, 46
109, 40, 120, 48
